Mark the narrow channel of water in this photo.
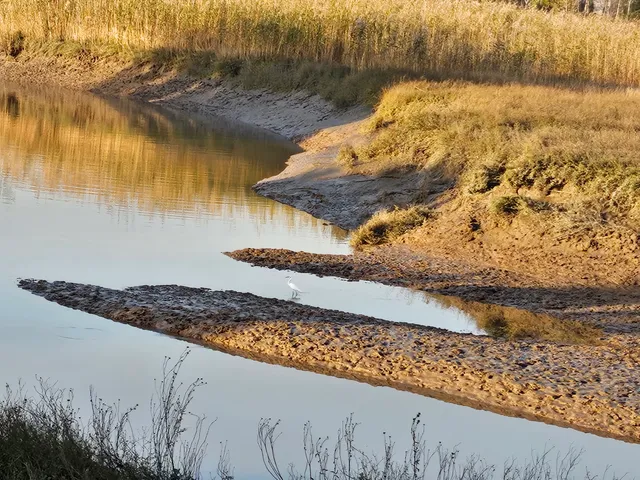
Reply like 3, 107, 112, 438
1, 84, 638, 477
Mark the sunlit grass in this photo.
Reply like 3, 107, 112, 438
350, 206, 434, 247
1, 0, 640, 88
351, 81, 640, 235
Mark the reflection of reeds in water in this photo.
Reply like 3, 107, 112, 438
0, 85, 348, 240
0, 173, 15, 203
427, 293, 601, 344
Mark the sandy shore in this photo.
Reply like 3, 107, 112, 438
18, 279, 640, 444
227, 247, 640, 335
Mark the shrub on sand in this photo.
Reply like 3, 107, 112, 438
351, 206, 433, 247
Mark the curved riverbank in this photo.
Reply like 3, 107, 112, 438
227, 247, 640, 335
18, 279, 640, 444
0, 53, 366, 142
2, 53, 638, 290
4, 51, 640, 447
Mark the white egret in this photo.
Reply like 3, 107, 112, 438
285, 275, 303, 298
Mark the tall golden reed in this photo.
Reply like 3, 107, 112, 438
1, 0, 640, 86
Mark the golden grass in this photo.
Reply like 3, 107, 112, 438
336, 145, 359, 169
356, 81, 640, 230
1, 0, 640, 88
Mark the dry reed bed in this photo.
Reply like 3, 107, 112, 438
1, 0, 640, 87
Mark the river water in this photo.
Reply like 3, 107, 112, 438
0, 84, 638, 478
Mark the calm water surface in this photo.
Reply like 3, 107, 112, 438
0, 84, 638, 478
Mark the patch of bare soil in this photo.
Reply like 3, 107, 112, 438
18, 279, 640, 444
401, 199, 640, 288
253, 121, 437, 229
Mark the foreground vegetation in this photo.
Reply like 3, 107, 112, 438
0, 351, 209, 480
350, 81, 640, 248
2, 0, 640, 95
0, 351, 626, 480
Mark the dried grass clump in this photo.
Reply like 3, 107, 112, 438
351, 206, 433, 247
1, 30, 25, 57
491, 195, 528, 216
336, 144, 359, 168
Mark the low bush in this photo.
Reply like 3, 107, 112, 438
0, 350, 209, 480
350, 206, 433, 247
491, 195, 528, 217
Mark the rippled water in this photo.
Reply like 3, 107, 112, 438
1, 84, 638, 478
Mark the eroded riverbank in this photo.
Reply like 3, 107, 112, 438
0, 54, 366, 141
18, 279, 640, 444
2, 52, 638, 287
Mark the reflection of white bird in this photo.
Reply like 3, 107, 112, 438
285, 275, 303, 298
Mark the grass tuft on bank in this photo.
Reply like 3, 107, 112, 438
351, 206, 434, 247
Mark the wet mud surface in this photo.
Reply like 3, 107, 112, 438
19, 279, 640, 444
227, 247, 640, 334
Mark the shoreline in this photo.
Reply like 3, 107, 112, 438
18, 279, 640, 445
227, 247, 640, 335
3, 51, 640, 446
0, 54, 367, 142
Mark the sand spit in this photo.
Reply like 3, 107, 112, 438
18, 278, 640, 444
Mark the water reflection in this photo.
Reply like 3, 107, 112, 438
0, 173, 14, 203
425, 293, 601, 344
0, 84, 344, 239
